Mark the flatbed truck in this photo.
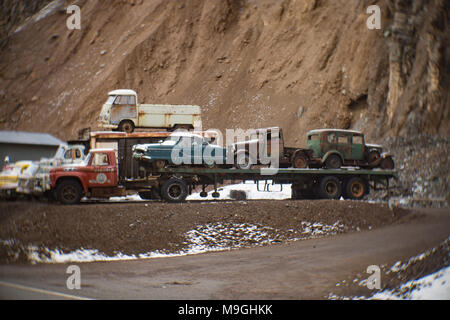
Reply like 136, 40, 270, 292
50, 147, 397, 204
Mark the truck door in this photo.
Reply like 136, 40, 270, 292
111, 95, 137, 125
86, 152, 117, 187
351, 134, 364, 161
336, 134, 351, 159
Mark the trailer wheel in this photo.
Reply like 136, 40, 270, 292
161, 178, 188, 203
344, 177, 367, 200
56, 180, 83, 205
318, 176, 342, 199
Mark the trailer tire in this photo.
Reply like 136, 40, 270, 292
344, 177, 367, 200
161, 177, 188, 203
318, 176, 342, 199
56, 179, 83, 205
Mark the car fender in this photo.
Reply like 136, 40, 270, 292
321, 150, 344, 164
54, 173, 87, 194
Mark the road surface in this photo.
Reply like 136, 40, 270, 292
0, 208, 448, 299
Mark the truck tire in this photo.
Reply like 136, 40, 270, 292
161, 177, 188, 203
118, 120, 135, 133
318, 176, 342, 199
292, 153, 308, 168
324, 154, 342, 169
56, 180, 83, 205
380, 156, 395, 170
344, 177, 367, 200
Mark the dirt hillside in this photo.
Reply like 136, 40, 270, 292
0, 0, 448, 144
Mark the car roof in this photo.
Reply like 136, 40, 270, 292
108, 89, 137, 96
170, 132, 205, 139
307, 128, 363, 135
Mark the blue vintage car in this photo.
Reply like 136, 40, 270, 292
133, 132, 230, 168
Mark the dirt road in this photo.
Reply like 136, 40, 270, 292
0, 206, 448, 299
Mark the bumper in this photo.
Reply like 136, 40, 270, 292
98, 122, 118, 130
133, 152, 152, 161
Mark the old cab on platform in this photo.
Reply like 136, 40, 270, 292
50, 149, 119, 204
306, 129, 394, 169
98, 89, 203, 133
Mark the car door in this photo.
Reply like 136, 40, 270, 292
336, 134, 351, 160
86, 152, 117, 187
351, 134, 364, 161
111, 95, 137, 125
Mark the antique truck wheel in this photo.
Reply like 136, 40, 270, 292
380, 157, 395, 170
118, 120, 135, 133
56, 180, 83, 205
325, 154, 342, 169
292, 153, 308, 168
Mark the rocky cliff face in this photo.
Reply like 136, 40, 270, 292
0, 0, 448, 142
0, 0, 52, 48
386, 0, 449, 136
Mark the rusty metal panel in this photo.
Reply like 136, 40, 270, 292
110, 104, 137, 125
118, 137, 163, 182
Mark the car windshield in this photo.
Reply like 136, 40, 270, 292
162, 135, 181, 146
105, 95, 116, 105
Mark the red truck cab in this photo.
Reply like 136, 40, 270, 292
50, 149, 121, 204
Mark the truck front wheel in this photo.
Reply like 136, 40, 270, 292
56, 180, 83, 205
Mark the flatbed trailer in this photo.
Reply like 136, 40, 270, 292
50, 146, 397, 204
151, 167, 397, 202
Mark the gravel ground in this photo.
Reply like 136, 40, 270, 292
0, 200, 410, 264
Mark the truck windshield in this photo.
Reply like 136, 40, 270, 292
83, 153, 91, 165
106, 95, 116, 105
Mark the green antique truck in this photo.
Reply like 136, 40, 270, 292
306, 129, 394, 169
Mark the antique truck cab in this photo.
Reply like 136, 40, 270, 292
98, 89, 202, 133
306, 129, 394, 169
50, 149, 122, 204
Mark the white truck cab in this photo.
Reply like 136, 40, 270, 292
98, 89, 202, 133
